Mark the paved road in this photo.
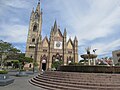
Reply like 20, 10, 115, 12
0, 72, 46, 90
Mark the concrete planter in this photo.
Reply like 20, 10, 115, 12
0, 74, 14, 86
16, 71, 28, 77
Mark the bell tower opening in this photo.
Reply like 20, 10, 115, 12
33, 25, 37, 31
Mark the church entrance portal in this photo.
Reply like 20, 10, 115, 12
42, 60, 46, 71
52, 53, 63, 63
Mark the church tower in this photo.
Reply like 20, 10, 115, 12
25, 1, 78, 71
25, 1, 42, 61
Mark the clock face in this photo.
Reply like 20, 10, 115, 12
54, 41, 62, 49
56, 42, 61, 47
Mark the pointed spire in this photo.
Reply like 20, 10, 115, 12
74, 36, 77, 40
53, 20, 58, 33
41, 8, 43, 15
35, 0, 40, 14
50, 27, 54, 35
30, 8, 34, 19
74, 36, 78, 42
68, 37, 73, 46
63, 28, 67, 37
38, 0, 40, 4
32, 7, 34, 13
54, 20, 57, 28
43, 36, 49, 43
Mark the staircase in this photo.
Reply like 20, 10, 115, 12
29, 71, 120, 90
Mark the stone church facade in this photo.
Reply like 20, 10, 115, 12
25, 2, 78, 70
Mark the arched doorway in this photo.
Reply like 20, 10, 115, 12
42, 59, 46, 71
41, 55, 47, 71
52, 53, 63, 63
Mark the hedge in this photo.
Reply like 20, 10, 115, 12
0, 70, 8, 74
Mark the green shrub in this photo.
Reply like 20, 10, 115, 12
51, 61, 63, 70
11, 60, 19, 63
0, 70, 8, 74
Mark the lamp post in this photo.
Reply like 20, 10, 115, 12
33, 58, 34, 73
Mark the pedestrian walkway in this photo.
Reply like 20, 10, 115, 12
0, 72, 46, 90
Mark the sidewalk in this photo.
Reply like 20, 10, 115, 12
0, 71, 46, 90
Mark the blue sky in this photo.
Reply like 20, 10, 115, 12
0, 0, 120, 59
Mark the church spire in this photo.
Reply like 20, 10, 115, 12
35, 0, 40, 14
74, 36, 78, 42
30, 8, 34, 19
53, 20, 58, 33
32, 7, 34, 13
63, 28, 67, 37
54, 20, 57, 28
38, 0, 40, 4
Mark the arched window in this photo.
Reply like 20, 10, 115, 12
35, 13, 39, 19
32, 38, 35, 42
33, 25, 37, 31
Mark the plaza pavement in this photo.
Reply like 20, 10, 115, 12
0, 71, 46, 90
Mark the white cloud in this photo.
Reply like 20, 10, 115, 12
0, 0, 33, 9
53, 0, 120, 57
61, 0, 120, 41
91, 38, 120, 56
0, 24, 28, 43
1, 0, 120, 57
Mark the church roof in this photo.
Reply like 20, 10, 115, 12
67, 38, 73, 47
42, 36, 49, 44
52, 20, 63, 38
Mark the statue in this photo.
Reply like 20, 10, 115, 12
85, 47, 91, 54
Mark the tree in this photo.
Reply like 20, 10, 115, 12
17, 53, 33, 63
51, 60, 63, 70
0, 40, 20, 68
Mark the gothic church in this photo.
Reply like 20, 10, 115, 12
25, 1, 78, 70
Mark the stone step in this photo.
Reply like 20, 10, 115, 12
30, 78, 89, 90
36, 75, 120, 87
44, 71, 120, 77
29, 71, 120, 90
38, 74, 120, 84
32, 76, 120, 90
46, 72, 120, 79
29, 80, 89, 90
43, 71, 120, 79
29, 79, 59, 90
